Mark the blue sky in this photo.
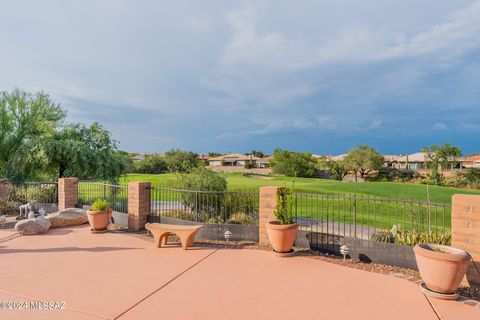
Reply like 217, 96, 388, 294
1, 0, 479, 155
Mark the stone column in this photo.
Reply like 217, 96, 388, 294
452, 194, 480, 287
58, 178, 78, 211
128, 182, 151, 232
259, 186, 281, 246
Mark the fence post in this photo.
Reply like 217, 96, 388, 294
451, 194, 480, 288
58, 178, 78, 211
259, 186, 282, 246
128, 182, 151, 232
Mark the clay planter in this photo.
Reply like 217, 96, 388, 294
413, 244, 471, 294
266, 221, 298, 253
87, 208, 112, 232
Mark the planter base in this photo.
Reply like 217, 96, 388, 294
419, 283, 459, 300
90, 228, 108, 234
272, 249, 295, 257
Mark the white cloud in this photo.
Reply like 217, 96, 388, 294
433, 122, 448, 130
219, 1, 480, 72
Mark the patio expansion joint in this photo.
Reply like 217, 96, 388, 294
113, 246, 221, 320
423, 294, 442, 320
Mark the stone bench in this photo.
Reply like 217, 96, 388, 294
145, 223, 203, 250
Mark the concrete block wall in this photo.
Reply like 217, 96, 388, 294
127, 182, 151, 232
58, 178, 78, 210
452, 194, 480, 287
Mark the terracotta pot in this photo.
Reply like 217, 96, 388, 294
266, 221, 298, 253
87, 208, 112, 232
413, 244, 471, 294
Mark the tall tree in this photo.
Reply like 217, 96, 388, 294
47, 122, 128, 182
0, 89, 65, 182
344, 145, 384, 181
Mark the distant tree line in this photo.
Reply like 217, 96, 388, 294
132, 149, 202, 174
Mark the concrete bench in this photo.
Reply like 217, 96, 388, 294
145, 223, 203, 250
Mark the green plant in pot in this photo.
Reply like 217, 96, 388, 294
87, 199, 112, 233
266, 187, 298, 254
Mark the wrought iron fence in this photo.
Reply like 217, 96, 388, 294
77, 181, 128, 213
149, 187, 259, 226
291, 192, 450, 269
0, 182, 58, 204
292, 192, 450, 240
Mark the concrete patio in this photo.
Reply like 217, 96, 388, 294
0, 225, 477, 320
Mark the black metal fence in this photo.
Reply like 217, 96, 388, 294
77, 181, 128, 213
0, 182, 58, 204
291, 192, 450, 269
149, 187, 259, 241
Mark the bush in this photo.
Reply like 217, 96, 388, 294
164, 149, 201, 173
91, 199, 110, 211
133, 155, 167, 174
370, 230, 395, 243
463, 168, 480, 188
370, 225, 451, 246
0, 199, 17, 215
177, 167, 227, 191
244, 162, 255, 169
270, 149, 316, 177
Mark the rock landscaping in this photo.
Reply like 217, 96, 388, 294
45, 208, 88, 228
14, 217, 51, 235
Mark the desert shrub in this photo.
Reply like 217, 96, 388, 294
176, 168, 227, 220
370, 230, 395, 243
227, 212, 257, 225
369, 225, 451, 246
0, 199, 17, 215
160, 210, 196, 221
393, 229, 451, 246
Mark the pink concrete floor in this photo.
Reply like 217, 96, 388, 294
0, 226, 478, 320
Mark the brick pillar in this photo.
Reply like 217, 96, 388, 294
58, 178, 78, 210
128, 182, 151, 232
259, 186, 281, 246
452, 194, 480, 287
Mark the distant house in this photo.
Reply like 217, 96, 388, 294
395, 152, 462, 170
208, 153, 262, 167
256, 156, 273, 168
462, 155, 480, 168
196, 154, 210, 161
383, 155, 400, 168
131, 154, 145, 161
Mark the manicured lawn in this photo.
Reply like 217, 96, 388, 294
122, 172, 480, 204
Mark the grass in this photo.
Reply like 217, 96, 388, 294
122, 172, 480, 204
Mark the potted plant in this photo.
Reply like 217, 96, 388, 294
413, 243, 471, 294
266, 188, 298, 254
87, 199, 112, 233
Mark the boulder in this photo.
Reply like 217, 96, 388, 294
15, 217, 51, 235
45, 208, 88, 228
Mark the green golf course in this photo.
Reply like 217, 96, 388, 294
121, 172, 480, 204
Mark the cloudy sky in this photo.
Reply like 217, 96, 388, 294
1, 0, 479, 155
